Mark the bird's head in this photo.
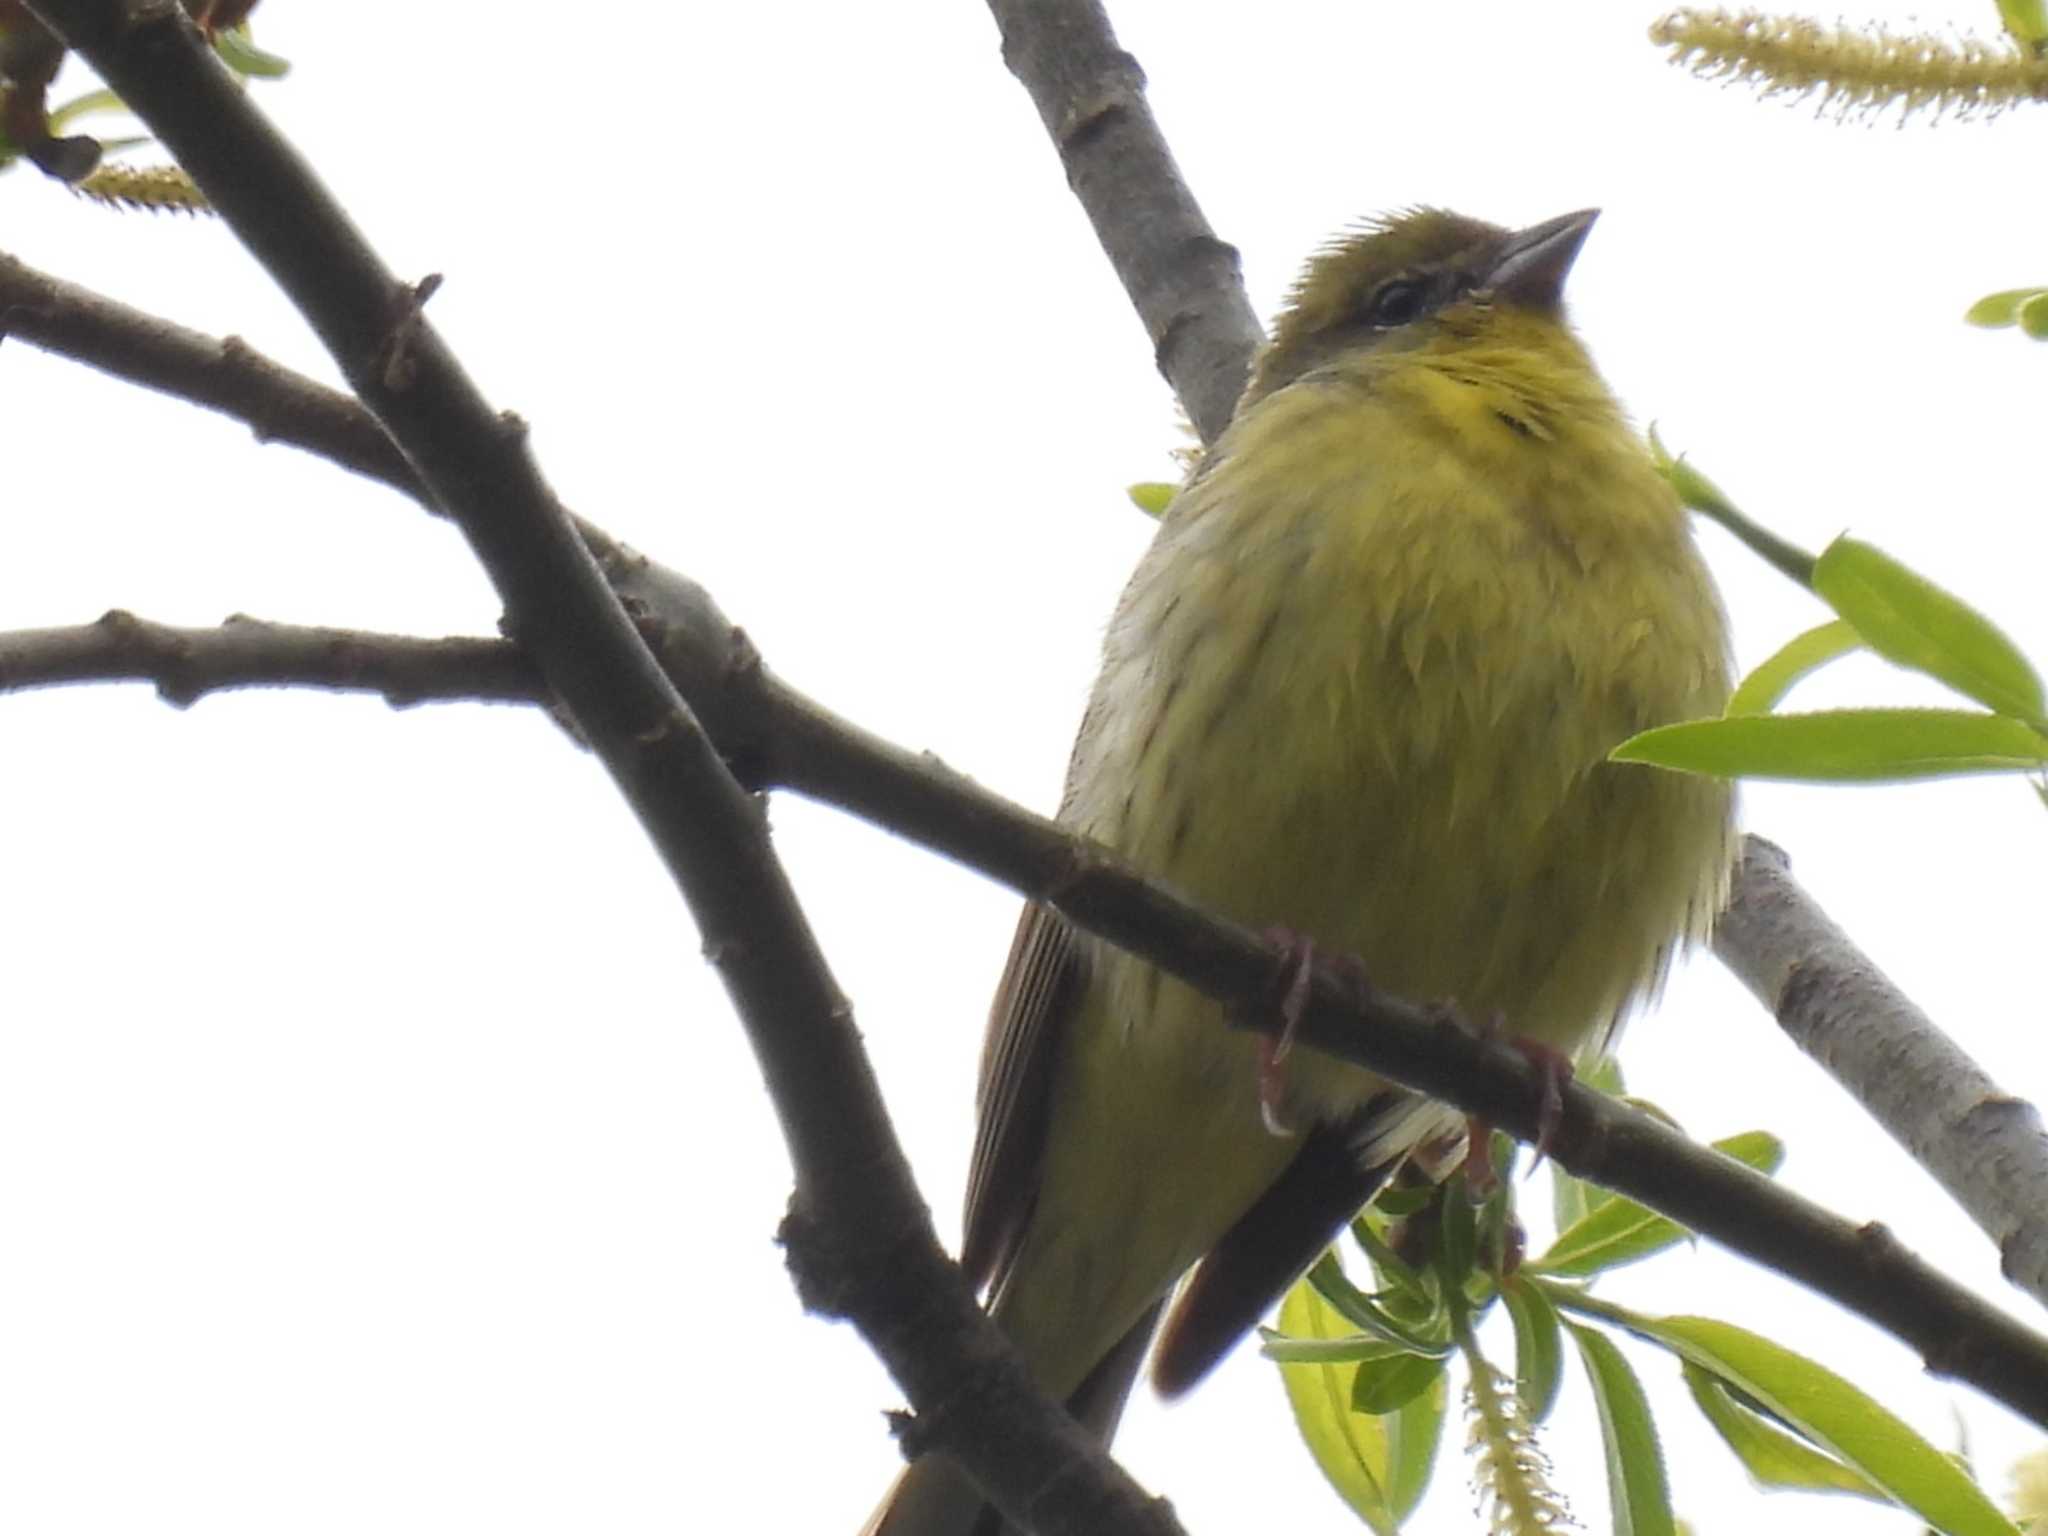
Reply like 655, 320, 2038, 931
1243, 207, 1602, 410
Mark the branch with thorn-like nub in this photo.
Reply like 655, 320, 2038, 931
0, 610, 538, 709
13, 0, 2048, 1516
20, 4, 1170, 1534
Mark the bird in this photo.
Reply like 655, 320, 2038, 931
863, 206, 1734, 1536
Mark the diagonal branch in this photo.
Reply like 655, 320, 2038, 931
17, 6, 1169, 1536
11, 0, 2048, 1474
1717, 838, 2048, 1300
0, 247, 648, 578
0, 250, 418, 495
985, 0, 1261, 443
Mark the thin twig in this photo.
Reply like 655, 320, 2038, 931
0, 610, 539, 707
0, 251, 417, 494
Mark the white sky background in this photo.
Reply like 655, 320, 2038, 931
2, 3, 2045, 1532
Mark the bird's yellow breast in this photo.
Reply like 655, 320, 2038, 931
1065, 329, 1732, 1119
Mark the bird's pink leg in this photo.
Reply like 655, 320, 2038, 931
1254, 929, 1317, 1137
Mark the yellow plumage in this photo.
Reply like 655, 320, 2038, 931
866, 208, 1733, 1536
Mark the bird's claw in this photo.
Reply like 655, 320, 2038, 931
1253, 928, 1318, 1137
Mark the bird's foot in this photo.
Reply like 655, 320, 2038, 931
1249, 927, 1324, 1137
1457, 1012, 1575, 1187
1516, 1036, 1576, 1169
1247, 934, 1378, 1136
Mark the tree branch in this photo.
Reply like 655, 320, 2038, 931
0, 610, 539, 707
18, 5, 1167, 1535
0, 246, 643, 577
0, 249, 417, 493
10, 0, 2048, 1480
1716, 837, 2048, 1301
984, 0, 1260, 443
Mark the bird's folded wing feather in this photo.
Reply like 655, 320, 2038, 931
960, 902, 1084, 1294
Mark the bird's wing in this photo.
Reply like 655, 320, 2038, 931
959, 901, 1086, 1293
1150, 1093, 1450, 1398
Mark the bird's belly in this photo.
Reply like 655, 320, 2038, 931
1084, 491, 1728, 1116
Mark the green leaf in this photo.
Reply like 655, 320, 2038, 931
1584, 1057, 1626, 1098
1609, 1313, 2018, 1535
1613, 708, 2048, 782
1502, 1276, 1565, 1422
1966, 287, 2048, 328
1996, 0, 2048, 49
214, 25, 293, 79
1353, 1217, 1428, 1286
1382, 1369, 1447, 1526
1682, 1362, 1885, 1500
1617, 1095, 1686, 1134
1814, 538, 2046, 724
1705, 1129, 1784, 1176
1726, 621, 1863, 717
46, 88, 130, 131
1352, 1351, 1449, 1415
1371, 1185, 1439, 1217
1552, 1059, 1627, 1232
2023, 293, 2048, 342
1551, 1163, 1601, 1237
1351, 1214, 1435, 1310
1532, 1132, 1782, 1277
1274, 1282, 1398, 1536
1276, 1278, 1448, 1534
1307, 1253, 1452, 1357
1126, 481, 1176, 518
1568, 1324, 1675, 1536
1533, 1187, 1688, 1276
1261, 1331, 1418, 1367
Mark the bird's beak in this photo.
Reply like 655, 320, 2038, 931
1485, 208, 1599, 310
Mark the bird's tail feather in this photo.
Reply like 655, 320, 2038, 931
1152, 1094, 1441, 1397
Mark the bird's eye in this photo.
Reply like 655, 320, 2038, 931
1366, 278, 1429, 329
